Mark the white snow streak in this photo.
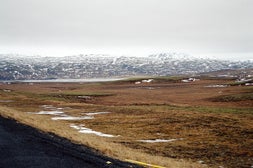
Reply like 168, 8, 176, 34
85, 112, 111, 116
52, 116, 94, 120
70, 124, 118, 137
137, 138, 183, 143
30, 111, 64, 115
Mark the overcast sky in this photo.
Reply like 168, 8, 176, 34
0, 0, 252, 59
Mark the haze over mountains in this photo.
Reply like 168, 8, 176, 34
0, 53, 252, 80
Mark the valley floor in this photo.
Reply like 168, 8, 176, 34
0, 77, 252, 168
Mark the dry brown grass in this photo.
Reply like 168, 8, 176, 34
0, 79, 252, 168
0, 106, 205, 168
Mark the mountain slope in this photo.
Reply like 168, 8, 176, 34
0, 53, 252, 80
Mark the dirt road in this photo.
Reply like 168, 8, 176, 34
0, 116, 140, 168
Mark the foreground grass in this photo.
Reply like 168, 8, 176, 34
1, 96, 252, 167
210, 93, 253, 102
0, 80, 252, 168
109, 104, 253, 115
0, 105, 204, 168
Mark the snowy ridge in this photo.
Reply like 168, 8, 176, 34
0, 53, 252, 80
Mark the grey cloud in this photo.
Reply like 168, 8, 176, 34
0, 0, 252, 57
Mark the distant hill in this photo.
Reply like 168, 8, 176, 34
0, 53, 252, 80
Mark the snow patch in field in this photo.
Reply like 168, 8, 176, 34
52, 116, 94, 120
182, 78, 199, 83
85, 112, 111, 116
79, 129, 116, 137
3, 89, 11, 92
70, 124, 118, 137
31, 111, 64, 115
142, 79, 153, 83
29, 105, 91, 120
28, 105, 113, 124
29, 110, 94, 121
138, 138, 183, 143
198, 160, 205, 164
41, 105, 55, 109
205, 85, 228, 88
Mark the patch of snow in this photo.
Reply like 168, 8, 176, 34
28, 105, 100, 120
79, 129, 116, 137
41, 105, 55, 109
77, 96, 91, 99
181, 78, 199, 83
85, 112, 111, 116
142, 79, 153, 83
70, 124, 83, 130
181, 79, 190, 83
137, 138, 183, 143
70, 124, 118, 137
189, 78, 199, 81
205, 85, 228, 88
146, 87, 155, 90
30, 111, 64, 115
3, 89, 11, 92
245, 83, 253, 86
135, 79, 153, 84
236, 78, 252, 82
52, 116, 94, 120
198, 160, 205, 164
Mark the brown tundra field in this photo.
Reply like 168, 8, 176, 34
0, 77, 252, 168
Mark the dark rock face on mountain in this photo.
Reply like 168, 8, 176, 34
0, 53, 252, 80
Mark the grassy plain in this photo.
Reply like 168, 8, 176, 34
0, 77, 252, 168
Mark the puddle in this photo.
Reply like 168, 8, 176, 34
70, 124, 118, 137
137, 138, 183, 143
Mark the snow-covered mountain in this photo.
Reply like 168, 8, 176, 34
0, 53, 252, 80
149, 52, 195, 60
